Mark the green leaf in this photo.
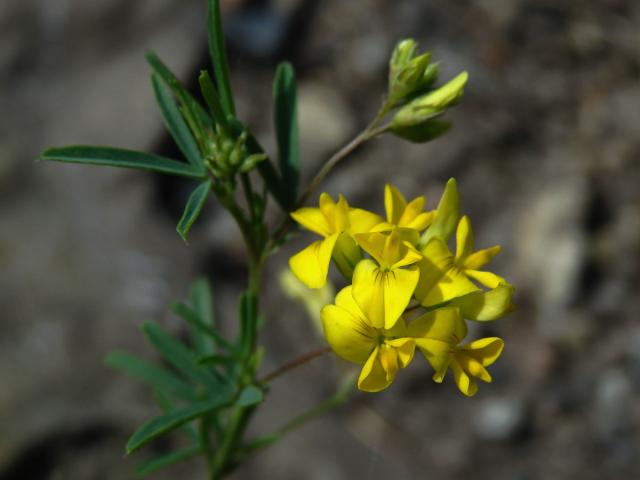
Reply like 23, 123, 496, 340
236, 385, 264, 407
142, 322, 224, 391
199, 70, 228, 131
126, 396, 231, 454
152, 74, 204, 171
391, 119, 451, 143
40, 146, 205, 179
273, 62, 300, 209
207, 0, 235, 115
136, 445, 201, 477
189, 278, 215, 327
145, 52, 213, 135
105, 351, 198, 402
186, 277, 216, 354
171, 302, 233, 352
152, 389, 200, 442
176, 179, 212, 242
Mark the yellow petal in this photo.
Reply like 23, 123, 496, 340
415, 338, 453, 380
291, 207, 331, 237
463, 245, 501, 270
404, 210, 435, 231
352, 260, 419, 329
379, 344, 399, 381
384, 184, 407, 224
358, 347, 394, 392
420, 178, 459, 246
408, 306, 467, 343
333, 285, 367, 320
455, 215, 474, 262
348, 208, 383, 235
415, 238, 479, 306
461, 337, 504, 367
456, 352, 492, 383
355, 232, 388, 266
447, 284, 515, 321
320, 302, 376, 364
450, 358, 478, 396
386, 338, 416, 368
465, 269, 505, 289
289, 233, 340, 289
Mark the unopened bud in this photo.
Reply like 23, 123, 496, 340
391, 71, 468, 128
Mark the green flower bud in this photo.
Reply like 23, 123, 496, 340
391, 71, 468, 129
239, 153, 267, 173
389, 52, 432, 104
391, 119, 452, 143
389, 39, 418, 82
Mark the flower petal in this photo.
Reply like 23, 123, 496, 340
386, 338, 416, 368
414, 338, 452, 381
352, 260, 419, 329
447, 284, 515, 321
358, 347, 394, 392
463, 245, 501, 270
291, 207, 331, 237
456, 352, 492, 383
332, 233, 363, 281
465, 269, 505, 289
348, 208, 384, 235
384, 184, 407, 224
461, 337, 504, 367
415, 238, 479, 306
408, 306, 467, 343
289, 233, 340, 289
321, 302, 376, 364
450, 358, 478, 396
455, 215, 474, 262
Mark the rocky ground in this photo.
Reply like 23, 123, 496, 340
1, 0, 639, 479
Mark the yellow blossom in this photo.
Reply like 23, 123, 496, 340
321, 286, 461, 392
372, 184, 435, 234
352, 228, 422, 329
408, 308, 504, 396
289, 193, 383, 288
415, 215, 505, 307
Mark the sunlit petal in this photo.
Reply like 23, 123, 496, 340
358, 347, 394, 392
463, 245, 501, 270
465, 269, 505, 289
289, 233, 340, 289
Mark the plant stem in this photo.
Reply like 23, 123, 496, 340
268, 102, 392, 250
208, 257, 262, 479
260, 346, 331, 383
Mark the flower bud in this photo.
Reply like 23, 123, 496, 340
391, 71, 468, 129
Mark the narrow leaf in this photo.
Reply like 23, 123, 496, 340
105, 351, 198, 402
207, 0, 235, 115
145, 52, 213, 133
126, 396, 231, 454
151, 74, 204, 170
172, 302, 233, 351
189, 278, 215, 327
40, 146, 205, 179
142, 322, 224, 391
177, 179, 212, 242
236, 385, 264, 407
199, 70, 228, 130
187, 277, 216, 354
152, 389, 199, 442
136, 445, 201, 477
273, 62, 300, 209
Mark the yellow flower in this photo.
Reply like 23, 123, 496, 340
415, 215, 505, 307
352, 228, 422, 329
289, 193, 383, 288
408, 309, 504, 396
321, 286, 461, 392
372, 184, 435, 235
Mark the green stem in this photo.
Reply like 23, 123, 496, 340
208, 258, 262, 479
267, 102, 392, 251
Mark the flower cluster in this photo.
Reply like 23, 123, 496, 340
289, 180, 514, 396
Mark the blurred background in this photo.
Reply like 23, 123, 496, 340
1, 0, 639, 478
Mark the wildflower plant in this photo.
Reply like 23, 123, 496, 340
40, 1, 514, 477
